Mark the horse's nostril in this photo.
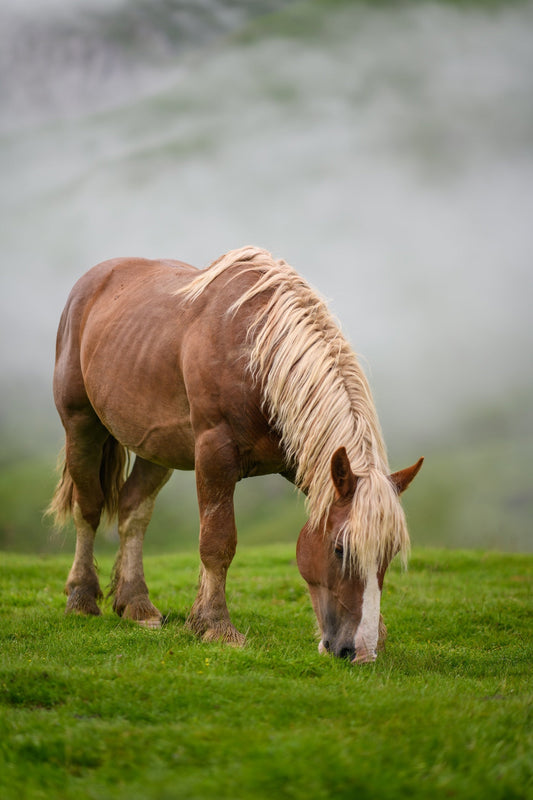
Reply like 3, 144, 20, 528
339, 647, 356, 661
324, 640, 331, 652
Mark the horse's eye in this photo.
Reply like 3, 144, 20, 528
334, 544, 344, 560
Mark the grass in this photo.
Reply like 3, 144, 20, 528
0, 546, 531, 800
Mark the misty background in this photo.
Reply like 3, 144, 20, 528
1, 0, 532, 555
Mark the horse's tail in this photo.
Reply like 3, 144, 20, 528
45, 449, 74, 528
46, 437, 129, 528
99, 437, 130, 522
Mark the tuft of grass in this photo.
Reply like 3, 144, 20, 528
0, 546, 531, 799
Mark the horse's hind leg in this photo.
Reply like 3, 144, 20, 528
111, 457, 171, 628
64, 413, 110, 616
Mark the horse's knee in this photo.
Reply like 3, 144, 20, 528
118, 459, 171, 518
72, 496, 103, 532
199, 529, 236, 571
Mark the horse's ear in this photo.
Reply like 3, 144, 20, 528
331, 447, 357, 501
389, 457, 424, 494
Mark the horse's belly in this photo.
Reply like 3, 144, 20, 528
88, 376, 195, 470
81, 321, 195, 469
127, 427, 195, 471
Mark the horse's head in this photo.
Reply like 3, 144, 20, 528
296, 448, 423, 664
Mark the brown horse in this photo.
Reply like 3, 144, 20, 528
48, 246, 422, 663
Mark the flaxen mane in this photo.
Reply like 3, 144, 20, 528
178, 246, 409, 575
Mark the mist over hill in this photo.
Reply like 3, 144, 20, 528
1, 0, 532, 552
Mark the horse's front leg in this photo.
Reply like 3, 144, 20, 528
186, 427, 245, 646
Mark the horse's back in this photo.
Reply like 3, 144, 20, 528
55, 257, 198, 392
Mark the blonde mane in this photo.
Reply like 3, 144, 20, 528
177, 246, 410, 575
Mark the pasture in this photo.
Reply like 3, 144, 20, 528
1, 546, 531, 800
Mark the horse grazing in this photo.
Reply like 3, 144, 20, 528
48, 246, 422, 663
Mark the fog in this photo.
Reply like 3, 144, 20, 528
2, 0, 532, 466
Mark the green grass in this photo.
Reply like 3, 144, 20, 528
0, 546, 531, 800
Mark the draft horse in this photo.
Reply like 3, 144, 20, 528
48, 246, 422, 663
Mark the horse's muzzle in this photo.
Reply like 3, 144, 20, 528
319, 639, 357, 662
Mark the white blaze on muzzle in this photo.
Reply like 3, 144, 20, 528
353, 569, 381, 664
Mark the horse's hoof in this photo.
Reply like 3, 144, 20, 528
202, 625, 246, 647
185, 612, 246, 647
65, 587, 102, 616
120, 597, 162, 627
136, 617, 162, 630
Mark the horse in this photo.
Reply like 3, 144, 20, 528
47, 246, 423, 664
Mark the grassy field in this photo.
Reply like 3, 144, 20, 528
0, 546, 531, 800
